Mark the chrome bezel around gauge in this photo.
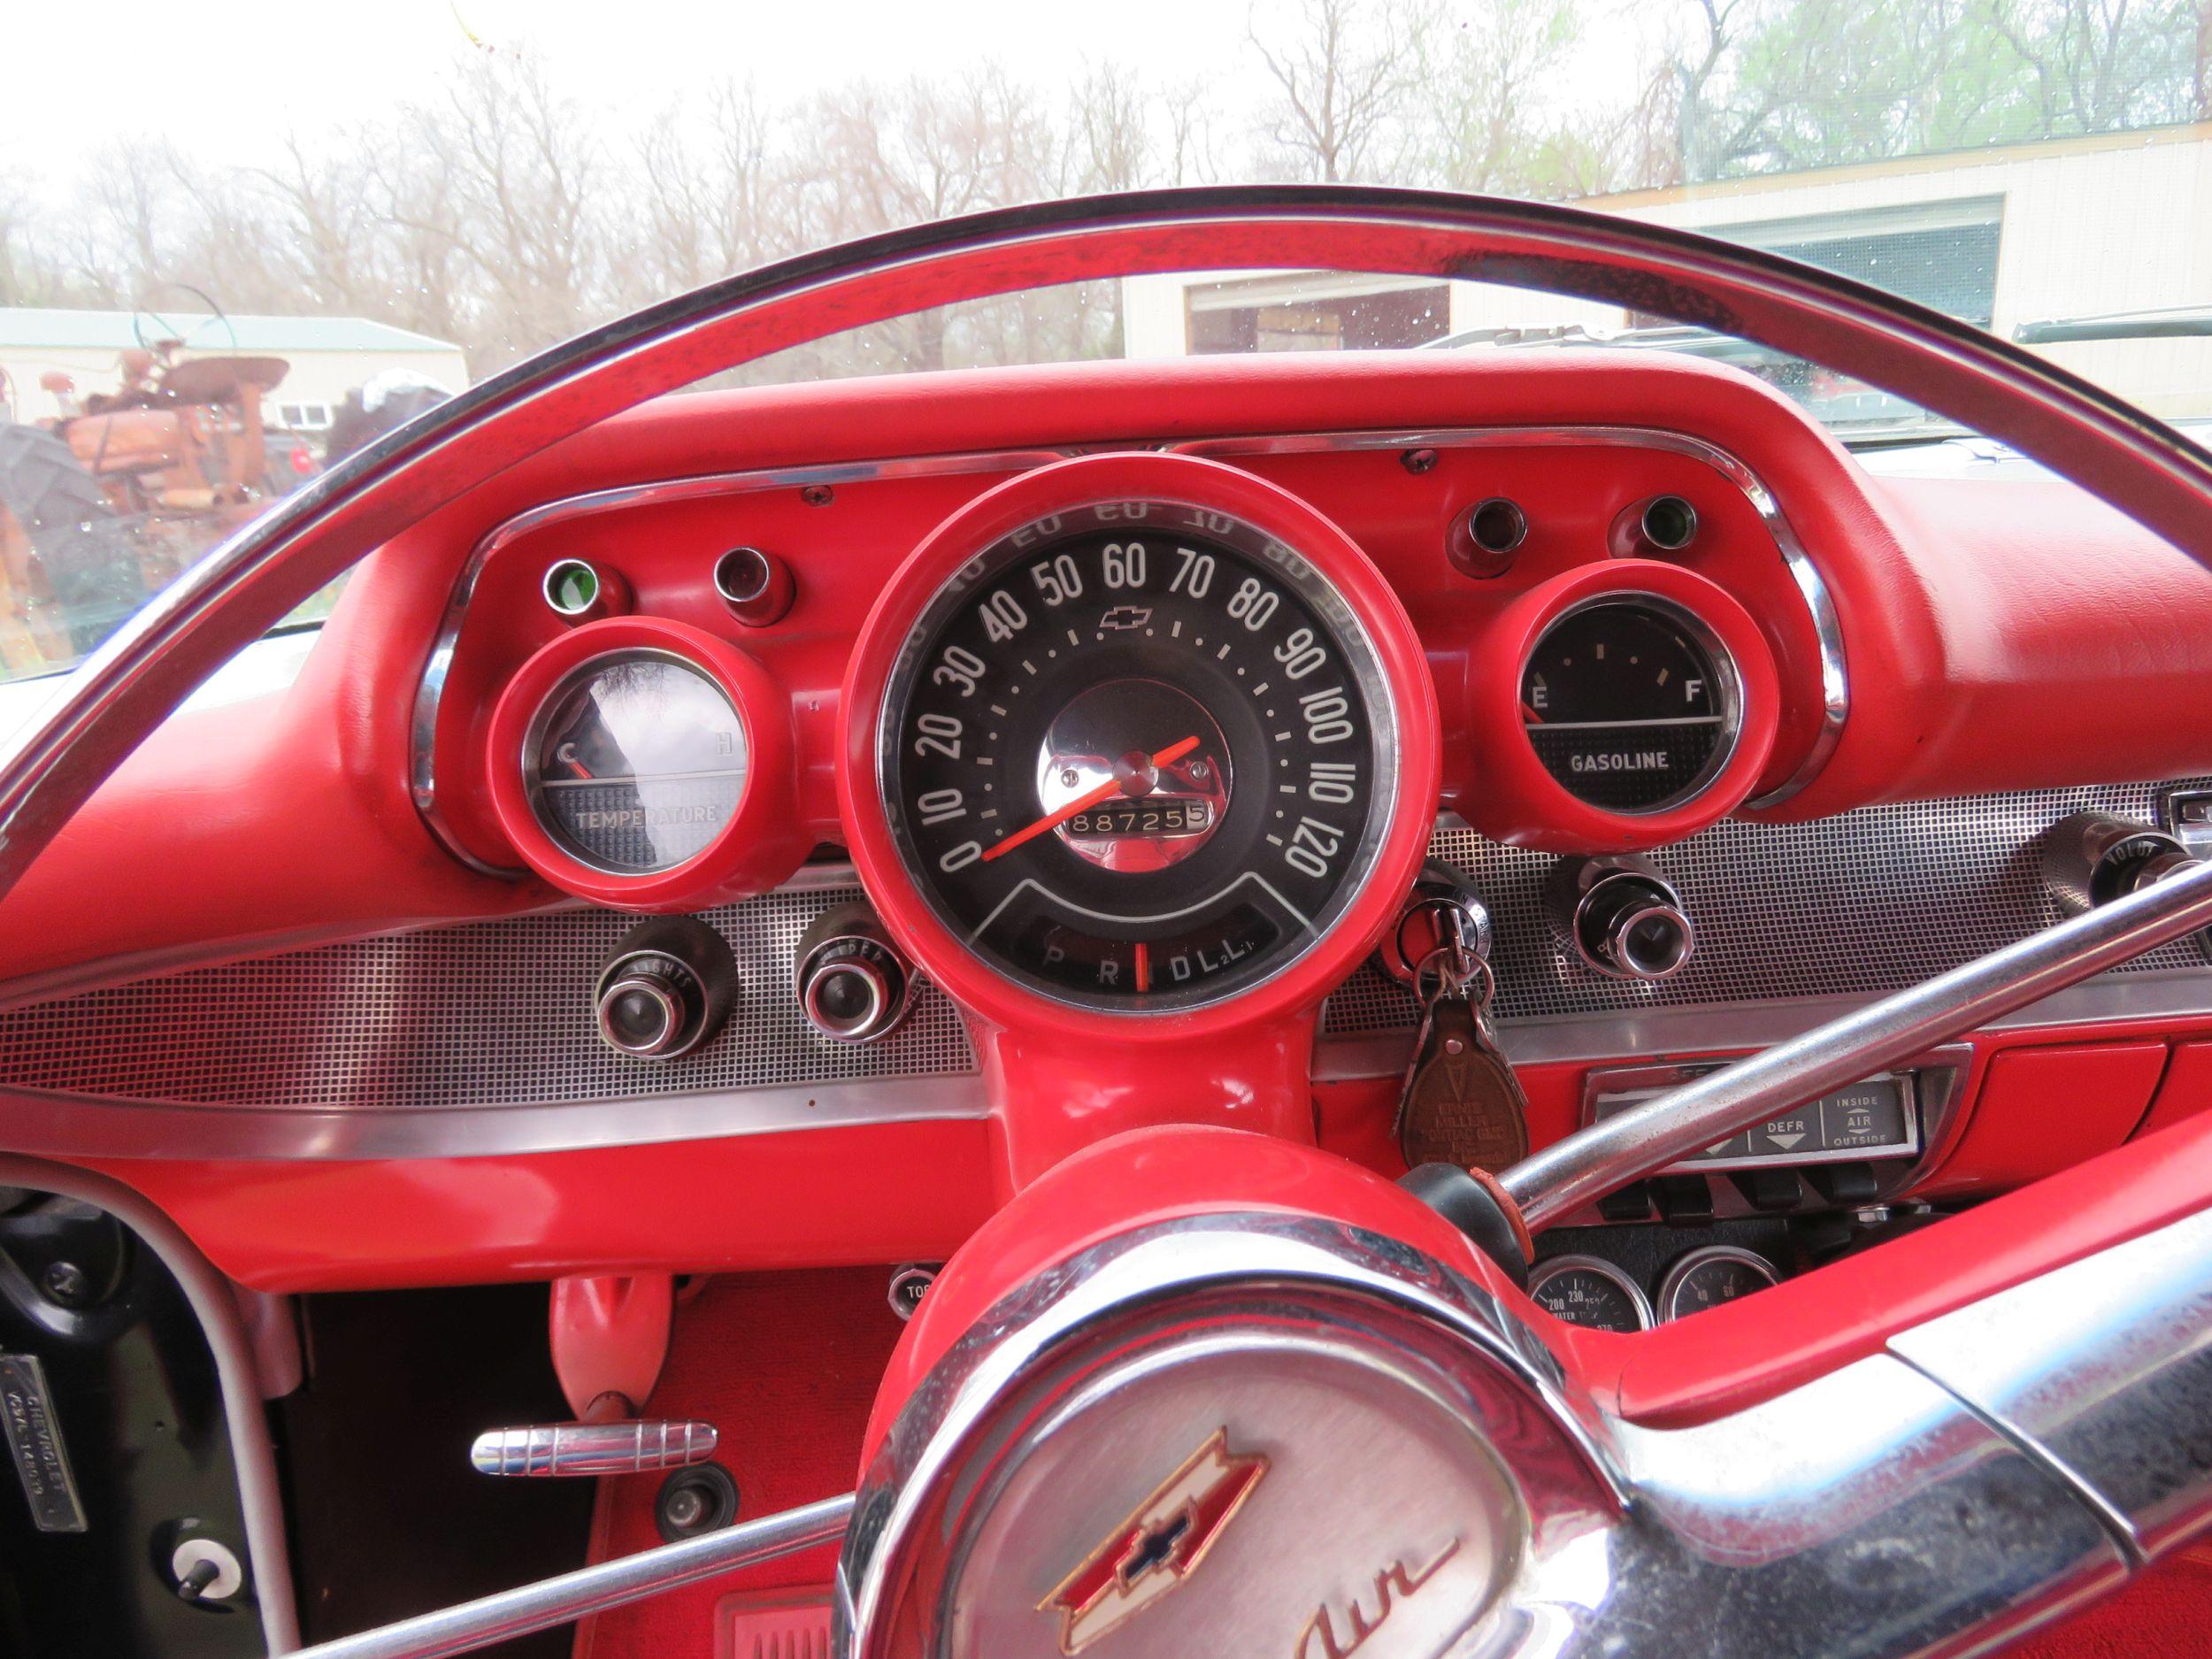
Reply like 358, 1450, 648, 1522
872, 495, 1402, 1016
520, 645, 748, 878
485, 614, 808, 912
1656, 1245, 1781, 1322
1526, 1254, 1655, 1333
1519, 590, 1746, 817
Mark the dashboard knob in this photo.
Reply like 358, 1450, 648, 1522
592, 918, 738, 1059
2043, 811, 2197, 913
1549, 855, 1696, 981
596, 967, 692, 1056
796, 902, 915, 1043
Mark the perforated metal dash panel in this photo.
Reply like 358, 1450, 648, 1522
0, 779, 2206, 1110
0, 885, 975, 1109
1323, 778, 2212, 1035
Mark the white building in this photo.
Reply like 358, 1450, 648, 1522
0, 310, 469, 430
1122, 123, 2212, 420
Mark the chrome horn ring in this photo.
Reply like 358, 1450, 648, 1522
837, 1213, 1618, 1659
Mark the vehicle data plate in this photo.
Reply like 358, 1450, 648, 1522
0, 1353, 87, 1532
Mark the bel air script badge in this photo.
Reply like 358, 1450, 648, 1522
1041, 1429, 1268, 1655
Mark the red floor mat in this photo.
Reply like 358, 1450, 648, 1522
573, 1267, 904, 1659
2008, 1552, 2212, 1658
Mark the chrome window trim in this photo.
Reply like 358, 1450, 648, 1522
410, 425, 1847, 871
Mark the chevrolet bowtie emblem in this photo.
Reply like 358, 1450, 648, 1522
1041, 1428, 1268, 1655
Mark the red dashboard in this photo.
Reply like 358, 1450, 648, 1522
6, 348, 2212, 1426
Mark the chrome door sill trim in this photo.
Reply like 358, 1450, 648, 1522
411, 424, 1845, 869
0, 1071, 989, 1163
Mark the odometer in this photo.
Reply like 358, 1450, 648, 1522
879, 498, 1397, 1010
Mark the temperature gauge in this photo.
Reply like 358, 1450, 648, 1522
1527, 1255, 1653, 1333
526, 649, 749, 873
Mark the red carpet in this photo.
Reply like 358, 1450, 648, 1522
573, 1267, 903, 1659
575, 1268, 2212, 1656
2008, 1551, 2212, 1657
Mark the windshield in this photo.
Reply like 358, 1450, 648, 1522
3, 0, 2203, 685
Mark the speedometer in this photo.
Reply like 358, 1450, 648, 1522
879, 497, 1399, 1011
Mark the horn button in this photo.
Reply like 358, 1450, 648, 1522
837, 1202, 1617, 1659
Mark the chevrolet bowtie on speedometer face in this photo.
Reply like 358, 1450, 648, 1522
880, 499, 1398, 1010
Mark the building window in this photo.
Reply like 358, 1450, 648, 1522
275, 403, 334, 431
1187, 276, 1453, 354
1705, 196, 2005, 326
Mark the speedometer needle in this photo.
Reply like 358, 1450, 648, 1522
981, 735, 1202, 862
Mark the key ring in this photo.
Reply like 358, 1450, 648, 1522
1413, 941, 1494, 1010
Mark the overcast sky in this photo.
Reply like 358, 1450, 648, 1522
8, 0, 1286, 188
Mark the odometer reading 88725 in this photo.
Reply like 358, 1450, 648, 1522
879, 499, 1397, 1010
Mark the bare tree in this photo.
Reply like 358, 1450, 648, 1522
1420, 0, 1585, 194
1063, 61, 1156, 196
1163, 77, 1225, 186
631, 78, 786, 305
250, 134, 384, 318
384, 51, 603, 365
1248, 0, 1432, 180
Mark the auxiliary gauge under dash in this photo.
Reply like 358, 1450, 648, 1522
1521, 597, 1739, 813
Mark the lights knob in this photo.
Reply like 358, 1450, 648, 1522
796, 902, 914, 1043
592, 918, 738, 1059
1550, 855, 1695, 981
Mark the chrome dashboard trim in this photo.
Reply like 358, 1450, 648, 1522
411, 426, 1846, 872
1178, 424, 1850, 807
409, 448, 1070, 873
11, 967, 2211, 1165
10, 781, 2212, 1160
0, 1071, 989, 1163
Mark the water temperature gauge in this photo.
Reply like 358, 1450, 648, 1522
1527, 1255, 1654, 1333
